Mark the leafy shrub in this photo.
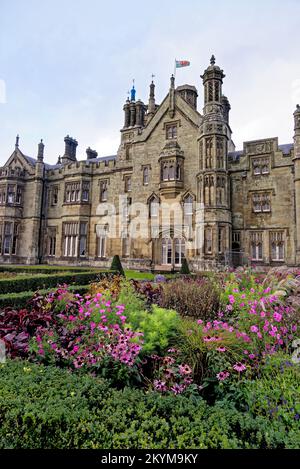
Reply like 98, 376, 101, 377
0, 271, 111, 294
0, 360, 299, 449
131, 280, 162, 308
30, 287, 143, 386
89, 275, 122, 299
126, 305, 180, 356
180, 258, 190, 275
241, 353, 300, 427
160, 277, 220, 320
0, 284, 89, 310
111, 255, 125, 277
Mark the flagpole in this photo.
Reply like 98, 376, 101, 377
174, 58, 176, 80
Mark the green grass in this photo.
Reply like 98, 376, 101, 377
124, 270, 155, 280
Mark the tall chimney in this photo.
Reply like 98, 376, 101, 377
86, 147, 98, 159
63, 135, 78, 161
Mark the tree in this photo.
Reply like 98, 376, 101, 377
111, 255, 125, 277
180, 257, 190, 275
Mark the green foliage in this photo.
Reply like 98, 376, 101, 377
125, 270, 155, 280
0, 265, 93, 274
160, 278, 220, 320
127, 305, 180, 355
117, 281, 180, 355
241, 353, 300, 427
180, 258, 190, 275
117, 280, 147, 316
0, 360, 299, 449
111, 255, 125, 277
0, 284, 90, 310
0, 271, 111, 295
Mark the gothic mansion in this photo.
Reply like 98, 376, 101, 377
1, 56, 300, 271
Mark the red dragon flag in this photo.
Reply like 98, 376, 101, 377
175, 60, 190, 68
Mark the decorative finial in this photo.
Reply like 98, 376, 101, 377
297, 104, 300, 111
57, 156, 62, 165
15, 134, 19, 149
151, 73, 155, 83
130, 79, 136, 101
170, 74, 175, 88
38, 138, 45, 161
210, 55, 216, 66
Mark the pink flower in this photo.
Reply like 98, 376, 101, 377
216, 346, 227, 352
178, 364, 192, 375
229, 295, 235, 304
273, 312, 282, 322
171, 383, 186, 395
250, 325, 259, 333
153, 380, 167, 392
233, 362, 247, 372
217, 371, 230, 381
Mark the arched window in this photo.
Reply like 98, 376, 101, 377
162, 238, 172, 265
176, 163, 181, 181
174, 238, 185, 266
183, 195, 193, 216
149, 195, 159, 218
169, 165, 175, 180
143, 166, 149, 185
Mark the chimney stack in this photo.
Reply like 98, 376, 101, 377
86, 147, 98, 160
63, 135, 78, 161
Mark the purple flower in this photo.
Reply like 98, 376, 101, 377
216, 371, 230, 381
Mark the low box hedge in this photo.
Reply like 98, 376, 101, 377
0, 265, 95, 274
0, 270, 113, 295
0, 360, 299, 449
0, 284, 91, 310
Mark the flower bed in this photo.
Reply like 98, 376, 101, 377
0, 267, 299, 448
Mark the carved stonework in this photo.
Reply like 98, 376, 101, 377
245, 139, 275, 155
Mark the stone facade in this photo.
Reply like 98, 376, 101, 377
1, 57, 300, 271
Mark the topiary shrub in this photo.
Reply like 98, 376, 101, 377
110, 255, 125, 277
180, 258, 190, 275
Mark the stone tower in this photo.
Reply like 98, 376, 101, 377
293, 104, 300, 263
29, 139, 45, 264
198, 56, 232, 265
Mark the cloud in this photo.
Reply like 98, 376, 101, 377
0, 80, 6, 104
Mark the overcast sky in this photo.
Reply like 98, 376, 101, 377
0, 0, 300, 165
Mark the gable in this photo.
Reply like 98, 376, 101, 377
136, 91, 202, 143
2, 148, 36, 173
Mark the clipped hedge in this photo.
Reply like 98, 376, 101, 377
0, 360, 299, 449
0, 270, 113, 295
0, 265, 93, 274
0, 285, 90, 310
